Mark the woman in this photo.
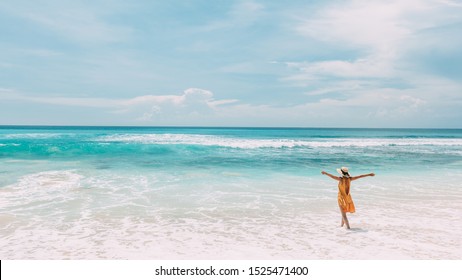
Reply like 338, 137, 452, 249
321, 167, 375, 229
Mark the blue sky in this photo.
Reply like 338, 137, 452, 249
1, 0, 462, 127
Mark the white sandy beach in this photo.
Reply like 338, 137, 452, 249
1, 172, 460, 259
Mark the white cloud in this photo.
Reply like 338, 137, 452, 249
283, 0, 462, 124
291, 1, 425, 86
302, 80, 369, 96
0, 88, 239, 123
296, 1, 415, 50
207, 99, 239, 107
290, 0, 462, 80
2, 83, 460, 127
286, 56, 393, 84
116, 88, 214, 109
136, 105, 161, 122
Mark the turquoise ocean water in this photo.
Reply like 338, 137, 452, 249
1, 126, 461, 259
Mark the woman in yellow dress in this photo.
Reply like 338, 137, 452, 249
321, 167, 375, 229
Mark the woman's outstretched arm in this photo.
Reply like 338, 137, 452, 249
321, 171, 341, 181
351, 173, 375, 181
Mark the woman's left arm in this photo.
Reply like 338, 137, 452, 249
351, 173, 375, 181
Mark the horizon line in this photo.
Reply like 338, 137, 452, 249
1, 124, 461, 130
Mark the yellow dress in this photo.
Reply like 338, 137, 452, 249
338, 178, 355, 213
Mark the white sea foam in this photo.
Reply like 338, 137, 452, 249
0, 133, 66, 139
0, 170, 83, 208
0, 143, 20, 147
96, 134, 462, 149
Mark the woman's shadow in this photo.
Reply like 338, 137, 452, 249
347, 228, 368, 233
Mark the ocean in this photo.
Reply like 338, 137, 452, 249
0, 126, 461, 259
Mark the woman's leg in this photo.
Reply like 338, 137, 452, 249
339, 207, 350, 229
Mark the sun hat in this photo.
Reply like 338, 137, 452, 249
337, 166, 350, 177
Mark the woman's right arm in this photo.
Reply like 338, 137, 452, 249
321, 171, 340, 181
